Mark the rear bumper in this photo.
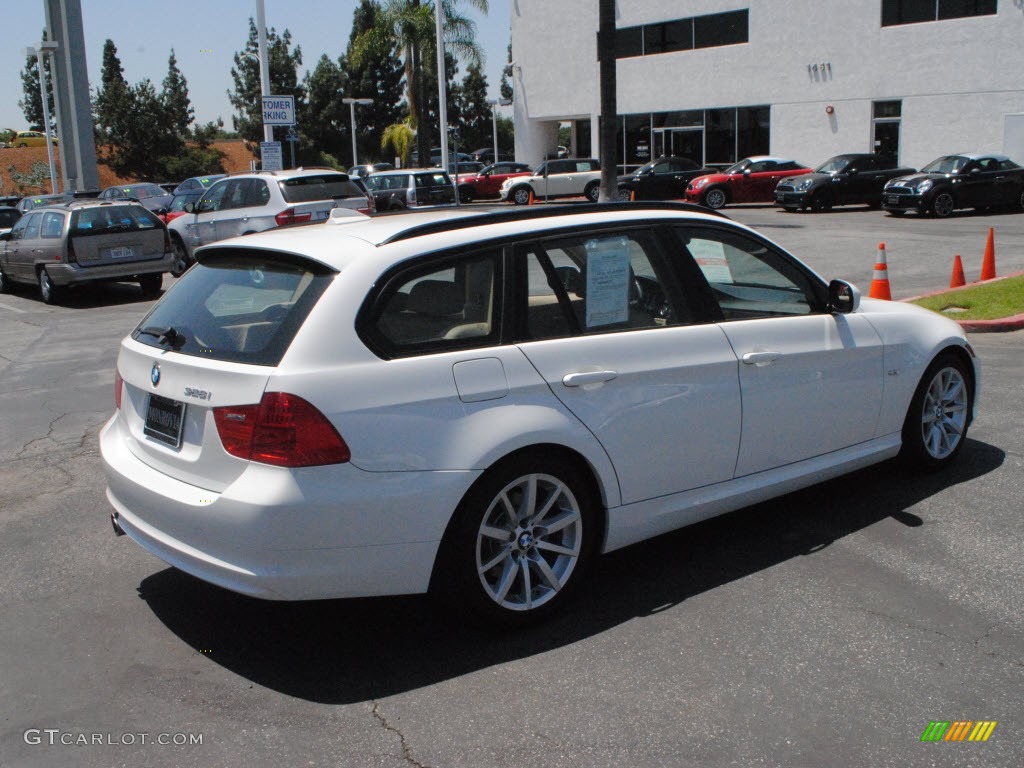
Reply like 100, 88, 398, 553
100, 414, 478, 600
47, 252, 173, 286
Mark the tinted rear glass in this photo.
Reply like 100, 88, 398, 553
280, 174, 365, 203
131, 251, 334, 366
71, 205, 161, 235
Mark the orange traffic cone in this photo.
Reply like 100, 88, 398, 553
868, 242, 892, 300
950, 254, 966, 288
527, 188, 536, 205
980, 227, 996, 281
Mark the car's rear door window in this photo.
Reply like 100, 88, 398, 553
280, 174, 364, 202
132, 250, 335, 366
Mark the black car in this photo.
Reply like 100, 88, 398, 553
774, 153, 915, 212
882, 153, 1024, 217
617, 156, 710, 200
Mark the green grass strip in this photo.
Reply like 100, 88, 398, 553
910, 274, 1024, 321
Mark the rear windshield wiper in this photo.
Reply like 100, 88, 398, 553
138, 326, 186, 350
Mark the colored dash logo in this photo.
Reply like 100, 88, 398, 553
921, 720, 997, 742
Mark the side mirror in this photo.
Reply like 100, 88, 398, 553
184, 201, 196, 214
742, 169, 752, 177
0, 232, 10, 242
829, 279, 860, 314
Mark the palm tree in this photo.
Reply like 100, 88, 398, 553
352, 0, 487, 165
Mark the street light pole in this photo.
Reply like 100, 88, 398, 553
255, 0, 273, 144
487, 98, 513, 164
342, 98, 373, 168
25, 41, 60, 193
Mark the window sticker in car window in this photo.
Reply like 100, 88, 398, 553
689, 238, 734, 284
584, 237, 631, 327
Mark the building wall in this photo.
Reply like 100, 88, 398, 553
511, 0, 1024, 169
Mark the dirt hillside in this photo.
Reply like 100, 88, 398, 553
0, 140, 255, 197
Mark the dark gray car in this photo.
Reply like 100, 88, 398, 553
0, 200, 172, 304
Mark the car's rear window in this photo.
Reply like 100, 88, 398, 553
132, 250, 335, 366
279, 174, 365, 203
71, 205, 160, 235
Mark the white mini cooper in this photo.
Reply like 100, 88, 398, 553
101, 203, 979, 626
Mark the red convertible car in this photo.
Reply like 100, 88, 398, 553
685, 156, 811, 209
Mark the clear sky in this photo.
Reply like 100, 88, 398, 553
2, 0, 511, 131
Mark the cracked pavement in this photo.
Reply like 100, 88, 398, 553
1, 268, 1022, 767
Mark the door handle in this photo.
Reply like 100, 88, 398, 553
742, 351, 782, 366
562, 370, 618, 387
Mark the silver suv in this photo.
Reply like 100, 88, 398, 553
363, 168, 456, 211
0, 200, 172, 304
167, 168, 372, 275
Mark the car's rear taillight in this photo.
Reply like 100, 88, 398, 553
114, 370, 123, 410
213, 392, 350, 467
274, 208, 313, 226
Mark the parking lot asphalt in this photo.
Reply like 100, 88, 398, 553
1, 208, 1022, 767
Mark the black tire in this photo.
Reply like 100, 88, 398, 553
1017, 189, 1024, 212
169, 236, 190, 277
139, 273, 163, 297
810, 189, 834, 212
458, 186, 474, 204
930, 191, 955, 218
584, 182, 600, 203
0, 267, 8, 294
511, 186, 533, 206
703, 187, 728, 210
38, 268, 60, 305
900, 352, 973, 471
617, 187, 633, 201
434, 451, 600, 627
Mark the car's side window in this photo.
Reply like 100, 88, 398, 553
23, 213, 42, 240
244, 180, 271, 207
40, 212, 64, 238
197, 181, 230, 212
371, 251, 500, 353
672, 226, 820, 320
519, 230, 680, 341
7, 215, 30, 240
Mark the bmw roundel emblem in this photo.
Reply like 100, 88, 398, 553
151, 362, 161, 387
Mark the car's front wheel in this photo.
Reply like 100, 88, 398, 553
931, 191, 955, 218
436, 452, 600, 627
584, 182, 600, 203
511, 186, 533, 205
170, 236, 191, 277
810, 189, 834, 212
901, 352, 973, 470
458, 186, 474, 204
703, 187, 728, 209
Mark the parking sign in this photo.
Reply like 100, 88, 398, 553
262, 95, 295, 126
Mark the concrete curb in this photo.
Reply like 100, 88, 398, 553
900, 270, 1024, 333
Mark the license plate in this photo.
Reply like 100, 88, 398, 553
144, 394, 185, 448
313, 210, 329, 221
775, 194, 785, 203
108, 246, 134, 259
886, 195, 901, 206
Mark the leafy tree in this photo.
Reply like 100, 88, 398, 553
228, 20, 305, 153
19, 30, 55, 131
454, 60, 490, 151
99, 78, 183, 179
161, 50, 194, 139
352, 0, 488, 165
345, 0, 405, 165
381, 119, 415, 167
299, 54, 349, 164
499, 42, 513, 102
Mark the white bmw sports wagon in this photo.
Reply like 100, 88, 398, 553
101, 203, 979, 626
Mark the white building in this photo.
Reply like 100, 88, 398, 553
510, 0, 1024, 171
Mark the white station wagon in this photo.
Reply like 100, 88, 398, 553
100, 203, 979, 626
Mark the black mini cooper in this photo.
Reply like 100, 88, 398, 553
881, 153, 1024, 217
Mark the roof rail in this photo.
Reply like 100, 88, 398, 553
379, 201, 728, 245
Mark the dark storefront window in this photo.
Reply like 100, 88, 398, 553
616, 26, 644, 58
882, 0, 996, 26
736, 106, 770, 158
705, 109, 737, 164
645, 19, 693, 54
694, 10, 749, 48
613, 9, 749, 59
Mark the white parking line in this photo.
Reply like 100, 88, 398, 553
0, 301, 27, 313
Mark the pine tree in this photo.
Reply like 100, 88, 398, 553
94, 39, 131, 142
300, 54, 349, 165
162, 50, 194, 139
455, 60, 490, 152
228, 19, 305, 152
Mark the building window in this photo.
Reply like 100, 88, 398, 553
881, 0, 996, 27
613, 9, 749, 59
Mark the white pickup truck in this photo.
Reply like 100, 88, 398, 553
500, 158, 602, 205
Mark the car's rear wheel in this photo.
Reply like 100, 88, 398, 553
170, 236, 190, 277
1018, 189, 1024, 212
139, 273, 163, 297
703, 187, 728, 209
584, 182, 600, 203
511, 186, 533, 205
458, 186, 474, 204
436, 452, 599, 627
618, 187, 633, 201
931, 192, 955, 218
38, 269, 60, 305
901, 352, 972, 470
0, 267, 8, 294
